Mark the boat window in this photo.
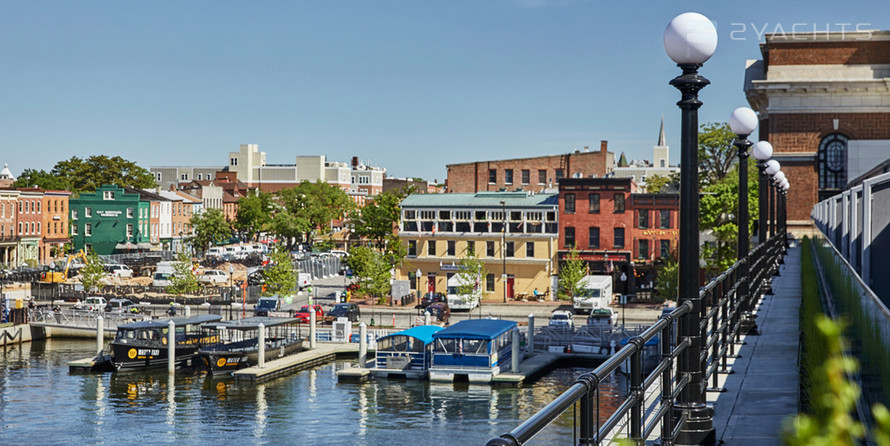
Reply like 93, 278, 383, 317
435, 338, 456, 354
463, 339, 487, 354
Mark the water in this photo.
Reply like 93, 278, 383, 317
0, 339, 625, 445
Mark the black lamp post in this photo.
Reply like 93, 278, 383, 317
729, 107, 758, 336
664, 12, 718, 445
771, 170, 785, 240
753, 143, 774, 246
500, 200, 507, 303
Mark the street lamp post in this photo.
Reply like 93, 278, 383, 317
729, 107, 758, 336
664, 12, 718, 445
770, 170, 785, 239
229, 265, 234, 303
415, 268, 422, 308
500, 200, 507, 303
753, 143, 774, 246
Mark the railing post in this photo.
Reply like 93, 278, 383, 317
577, 373, 600, 446
630, 337, 644, 443
661, 318, 674, 446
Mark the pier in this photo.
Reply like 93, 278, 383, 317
233, 342, 361, 383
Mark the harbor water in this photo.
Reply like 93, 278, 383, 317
0, 338, 625, 444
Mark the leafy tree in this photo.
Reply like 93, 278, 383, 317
698, 122, 737, 187
275, 181, 354, 242
80, 250, 106, 292
168, 247, 200, 295
268, 210, 311, 250
349, 189, 405, 249
346, 245, 392, 303
235, 191, 274, 242
557, 249, 587, 301
190, 208, 231, 254
41, 155, 156, 193
455, 251, 484, 303
699, 161, 759, 271
654, 254, 678, 304
645, 173, 680, 194
13, 169, 72, 191
261, 247, 297, 297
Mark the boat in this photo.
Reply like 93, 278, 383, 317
372, 325, 443, 379
198, 317, 304, 375
428, 319, 518, 383
92, 314, 222, 372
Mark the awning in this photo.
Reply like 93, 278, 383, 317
115, 242, 155, 251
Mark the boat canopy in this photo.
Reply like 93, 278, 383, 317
433, 319, 516, 340
380, 325, 442, 345
201, 317, 296, 330
118, 314, 221, 330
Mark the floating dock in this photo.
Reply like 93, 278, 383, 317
68, 356, 99, 372
233, 342, 361, 383
492, 352, 561, 386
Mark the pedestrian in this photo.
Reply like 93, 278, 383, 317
533, 288, 539, 300
167, 302, 177, 316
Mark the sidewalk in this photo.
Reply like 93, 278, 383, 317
710, 242, 801, 445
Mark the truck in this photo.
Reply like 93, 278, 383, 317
572, 275, 613, 314
445, 274, 480, 311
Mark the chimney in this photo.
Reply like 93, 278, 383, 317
600, 140, 608, 152
584, 146, 589, 152
352, 156, 359, 169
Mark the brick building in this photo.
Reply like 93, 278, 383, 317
445, 141, 615, 193
745, 30, 890, 232
41, 190, 71, 262
0, 189, 19, 266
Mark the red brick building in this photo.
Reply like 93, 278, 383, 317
446, 141, 616, 193
745, 30, 890, 232
557, 178, 679, 295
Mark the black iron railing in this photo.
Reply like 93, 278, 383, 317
487, 232, 785, 446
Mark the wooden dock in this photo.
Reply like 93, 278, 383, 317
67, 356, 98, 371
233, 342, 361, 383
492, 352, 562, 386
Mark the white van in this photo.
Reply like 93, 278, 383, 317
152, 272, 173, 287
206, 247, 225, 258
572, 275, 613, 314
297, 272, 311, 290
445, 274, 480, 311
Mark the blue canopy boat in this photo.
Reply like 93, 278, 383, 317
372, 325, 442, 379
428, 319, 517, 383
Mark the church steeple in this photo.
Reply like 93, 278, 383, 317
657, 113, 666, 147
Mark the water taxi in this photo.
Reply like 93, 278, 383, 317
198, 317, 304, 375
372, 325, 442, 379
428, 319, 518, 384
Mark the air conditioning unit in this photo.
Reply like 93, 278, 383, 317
332, 318, 352, 343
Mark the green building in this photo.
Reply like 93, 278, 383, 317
69, 185, 151, 255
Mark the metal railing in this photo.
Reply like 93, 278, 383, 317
487, 232, 785, 446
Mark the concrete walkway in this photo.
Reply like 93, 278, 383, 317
710, 242, 802, 445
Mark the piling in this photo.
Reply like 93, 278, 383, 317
511, 328, 520, 373
424, 311, 431, 326
96, 316, 104, 355
309, 310, 317, 349
528, 314, 535, 353
258, 322, 266, 369
359, 322, 367, 367
168, 320, 175, 373
185, 305, 191, 317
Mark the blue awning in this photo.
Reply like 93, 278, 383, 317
433, 319, 517, 340
382, 325, 443, 344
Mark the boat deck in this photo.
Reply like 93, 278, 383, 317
232, 342, 361, 383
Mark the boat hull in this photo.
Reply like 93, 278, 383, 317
201, 340, 304, 375
111, 342, 201, 371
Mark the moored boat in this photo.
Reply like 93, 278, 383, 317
372, 325, 442, 379
428, 319, 518, 383
198, 317, 304, 375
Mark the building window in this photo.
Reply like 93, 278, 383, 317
589, 193, 600, 213
506, 241, 514, 257
589, 227, 600, 249
638, 239, 649, 260
555, 169, 564, 180
37, 201, 40, 213
538, 169, 547, 185
127, 224, 134, 238
85, 223, 92, 236
818, 133, 848, 192
127, 207, 134, 218
71, 224, 78, 236
487, 241, 495, 257
637, 210, 649, 229
408, 240, 417, 256
504, 169, 514, 185
614, 227, 624, 248
466, 241, 475, 256
71, 210, 78, 220
565, 227, 575, 249
230, 157, 238, 166
181, 173, 188, 181
486, 274, 495, 292
659, 209, 671, 229
614, 193, 625, 213
660, 240, 671, 258
155, 172, 162, 182
85, 207, 91, 218
521, 169, 530, 185
526, 241, 535, 257
489, 169, 497, 184
103, 191, 114, 200
564, 193, 575, 214
18, 222, 22, 234
428, 240, 436, 256
447, 240, 456, 256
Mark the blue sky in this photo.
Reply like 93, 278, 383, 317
1, 1, 887, 183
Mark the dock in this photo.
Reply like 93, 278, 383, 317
492, 352, 561, 386
233, 342, 361, 383
67, 356, 98, 371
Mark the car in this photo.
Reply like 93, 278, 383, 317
418, 292, 446, 308
324, 303, 361, 323
587, 308, 619, 326
294, 304, 324, 324
254, 297, 280, 317
247, 270, 265, 286
152, 272, 173, 287
105, 298, 138, 314
424, 302, 451, 324
549, 310, 575, 328
104, 264, 133, 278
83, 296, 107, 312
200, 269, 228, 285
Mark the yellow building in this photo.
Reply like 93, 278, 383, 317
396, 191, 559, 302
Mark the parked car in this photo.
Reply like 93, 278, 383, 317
200, 269, 228, 285
549, 310, 575, 328
424, 302, 451, 324
106, 298, 138, 314
206, 247, 225, 258
587, 308, 618, 326
152, 272, 173, 287
254, 297, 280, 317
418, 292, 446, 308
324, 303, 361, 323
294, 304, 324, 324
84, 296, 107, 312
247, 270, 265, 286
104, 264, 133, 278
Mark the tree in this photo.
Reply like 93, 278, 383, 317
654, 255, 678, 304
645, 173, 680, 194
190, 208, 231, 254
13, 169, 71, 191
558, 249, 587, 301
346, 245, 392, 302
268, 210, 311, 250
698, 122, 737, 187
235, 192, 274, 242
168, 247, 200, 295
699, 161, 759, 272
276, 181, 354, 243
455, 251, 485, 303
349, 189, 405, 249
36, 155, 157, 193
80, 250, 106, 293
262, 247, 297, 297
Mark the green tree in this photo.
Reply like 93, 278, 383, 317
276, 181, 353, 242
346, 245, 392, 302
645, 173, 680, 194
455, 250, 485, 303
654, 254, 678, 303
47, 155, 156, 193
190, 208, 231, 254
349, 189, 405, 249
80, 250, 106, 293
558, 249, 587, 301
235, 191, 274, 242
698, 122, 737, 187
168, 247, 200, 295
700, 161, 759, 272
13, 169, 72, 191
268, 210, 311, 250
261, 247, 297, 297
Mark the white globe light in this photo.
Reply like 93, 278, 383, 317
752, 141, 773, 161
765, 160, 781, 175
729, 107, 758, 135
664, 12, 718, 64
772, 171, 786, 183
782, 183, 790, 191
780, 178, 789, 188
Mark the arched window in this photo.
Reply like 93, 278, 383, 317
818, 133, 847, 190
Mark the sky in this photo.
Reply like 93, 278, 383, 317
1, 1, 888, 183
